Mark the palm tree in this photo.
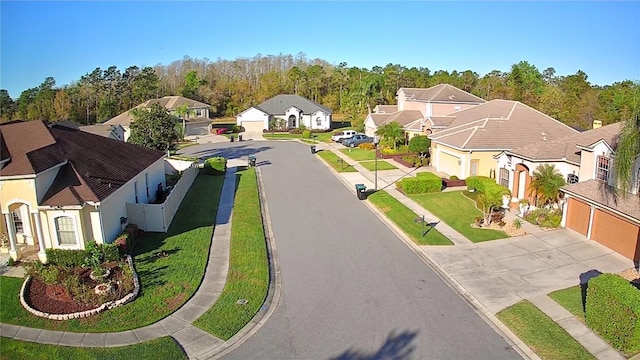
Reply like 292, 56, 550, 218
375, 121, 404, 150
613, 115, 640, 194
530, 164, 565, 207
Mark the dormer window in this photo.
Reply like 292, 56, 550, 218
596, 156, 610, 181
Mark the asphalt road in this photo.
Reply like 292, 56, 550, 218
182, 141, 521, 360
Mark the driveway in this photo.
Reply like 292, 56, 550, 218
184, 142, 521, 360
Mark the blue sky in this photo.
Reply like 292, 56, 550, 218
1, 1, 639, 99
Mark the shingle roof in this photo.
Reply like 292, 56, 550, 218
79, 124, 120, 138
252, 94, 332, 115
429, 99, 578, 150
104, 96, 210, 127
562, 180, 640, 223
0, 121, 165, 206
399, 84, 486, 104
507, 122, 623, 164
0, 120, 66, 176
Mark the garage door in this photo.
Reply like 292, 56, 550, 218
591, 209, 640, 261
240, 121, 265, 133
565, 198, 590, 236
438, 151, 460, 178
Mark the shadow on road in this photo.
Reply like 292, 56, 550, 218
186, 144, 272, 161
330, 330, 418, 360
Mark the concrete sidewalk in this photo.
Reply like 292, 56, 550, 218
1, 167, 241, 359
317, 141, 632, 360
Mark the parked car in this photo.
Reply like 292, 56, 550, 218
343, 134, 373, 148
331, 130, 357, 142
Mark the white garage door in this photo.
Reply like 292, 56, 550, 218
438, 151, 461, 178
241, 121, 265, 133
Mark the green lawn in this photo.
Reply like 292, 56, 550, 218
548, 286, 585, 321
194, 167, 269, 340
317, 150, 357, 172
0, 173, 224, 332
497, 300, 595, 360
340, 148, 375, 161
359, 160, 397, 171
410, 191, 507, 242
0, 336, 186, 360
368, 191, 452, 245
263, 133, 302, 140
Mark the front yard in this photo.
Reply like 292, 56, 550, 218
410, 191, 508, 242
317, 150, 357, 172
359, 160, 397, 171
0, 172, 224, 332
340, 148, 375, 161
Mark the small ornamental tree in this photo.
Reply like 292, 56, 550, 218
408, 135, 431, 155
128, 103, 179, 151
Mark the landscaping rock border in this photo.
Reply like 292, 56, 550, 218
19, 255, 141, 320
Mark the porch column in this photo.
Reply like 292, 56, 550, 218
33, 213, 47, 263
586, 205, 596, 240
3, 213, 19, 261
560, 195, 570, 227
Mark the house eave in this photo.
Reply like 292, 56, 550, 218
561, 187, 640, 225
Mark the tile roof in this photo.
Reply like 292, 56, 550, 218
507, 122, 623, 164
79, 124, 121, 138
252, 94, 332, 115
369, 110, 423, 127
373, 105, 398, 113
399, 84, 486, 104
428, 115, 456, 127
429, 99, 578, 150
0, 121, 165, 206
562, 180, 640, 223
105, 96, 210, 127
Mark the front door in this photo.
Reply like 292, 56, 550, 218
288, 115, 296, 128
470, 160, 479, 176
518, 171, 526, 199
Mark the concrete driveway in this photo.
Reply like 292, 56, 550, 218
423, 229, 633, 314
187, 141, 521, 360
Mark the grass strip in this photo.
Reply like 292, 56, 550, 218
194, 167, 269, 340
359, 160, 397, 171
316, 150, 357, 172
497, 300, 595, 360
368, 191, 452, 245
340, 148, 375, 161
0, 173, 224, 332
410, 191, 507, 242
548, 285, 586, 321
0, 336, 186, 360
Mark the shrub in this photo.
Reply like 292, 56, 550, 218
231, 125, 244, 133
586, 273, 640, 354
466, 176, 493, 192
408, 135, 431, 154
45, 249, 88, 267
397, 172, 442, 194
39, 264, 63, 285
103, 243, 120, 261
401, 155, 427, 167
114, 232, 130, 255
450, 175, 459, 180
302, 130, 311, 139
381, 147, 398, 155
359, 142, 375, 150
524, 208, 562, 228
288, 128, 303, 134
513, 218, 522, 229
204, 157, 227, 175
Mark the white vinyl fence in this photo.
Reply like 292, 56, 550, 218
126, 161, 198, 232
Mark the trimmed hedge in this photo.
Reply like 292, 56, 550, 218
466, 176, 493, 192
45, 249, 87, 267
204, 157, 227, 175
397, 172, 442, 194
302, 130, 311, 139
586, 273, 640, 354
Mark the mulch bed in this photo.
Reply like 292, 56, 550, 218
25, 262, 133, 315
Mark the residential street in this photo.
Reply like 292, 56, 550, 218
182, 141, 521, 360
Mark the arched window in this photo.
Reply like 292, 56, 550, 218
316, 117, 322, 126
54, 216, 78, 245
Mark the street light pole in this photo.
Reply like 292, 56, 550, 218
374, 136, 379, 191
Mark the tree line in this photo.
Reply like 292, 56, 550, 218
1, 53, 638, 131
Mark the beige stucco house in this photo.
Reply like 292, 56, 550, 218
0, 121, 166, 262
428, 99, 578, 179
364, 84, 486, 139
105, 96, 211, 141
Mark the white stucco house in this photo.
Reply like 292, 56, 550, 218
236, 94, 332, 132
0, 120, 167, 262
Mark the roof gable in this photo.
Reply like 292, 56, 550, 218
105, 96, 209, 126
0, 121, 66, 176
253, 95, 332, 115
398, 84, 486, 104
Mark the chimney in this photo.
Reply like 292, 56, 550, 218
592, 120, 602, 129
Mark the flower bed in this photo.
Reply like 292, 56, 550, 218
20, 255, 140, 320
